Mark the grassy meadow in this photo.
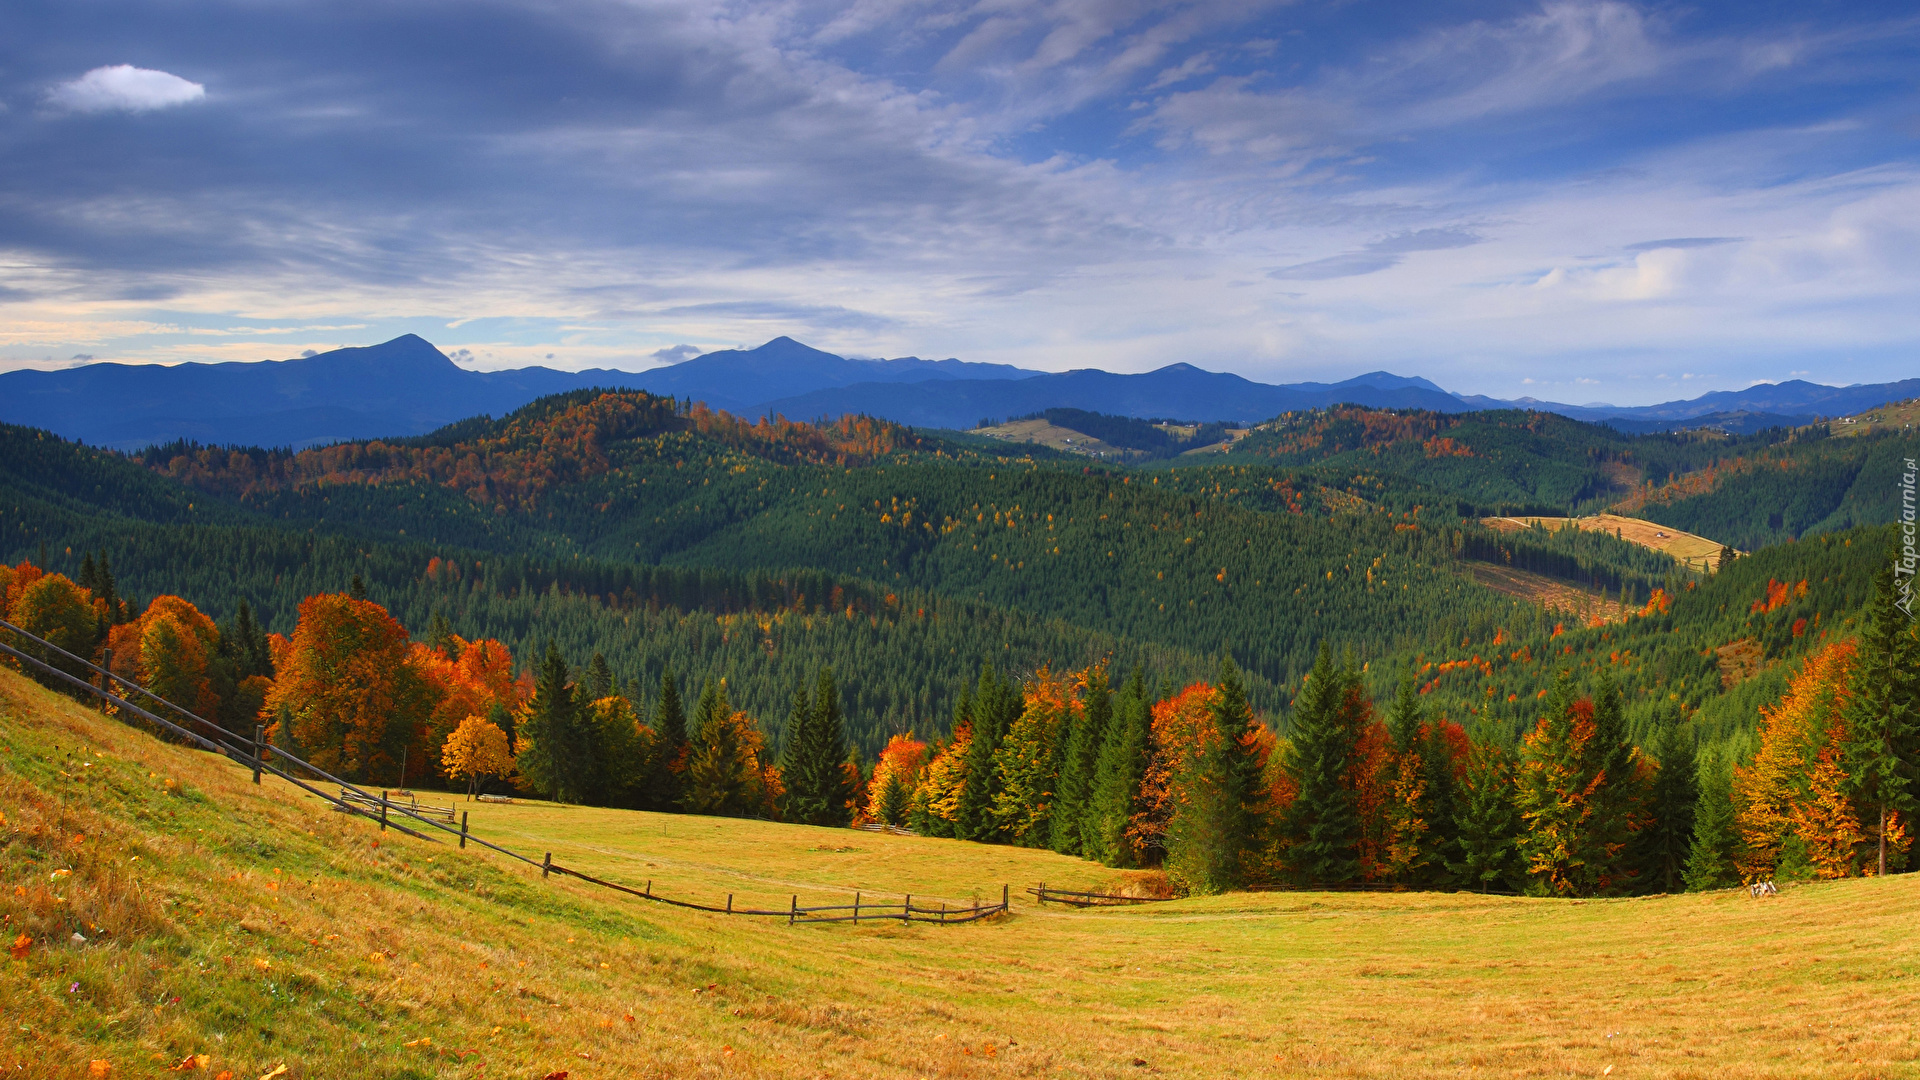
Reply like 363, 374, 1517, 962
4, 666, 1919, 1080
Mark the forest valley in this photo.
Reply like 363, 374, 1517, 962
1, 389, 1916, 897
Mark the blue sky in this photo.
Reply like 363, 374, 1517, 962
1, 0, 1916, 404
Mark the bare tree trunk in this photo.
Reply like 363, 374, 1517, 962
1880, 804, 1888, 878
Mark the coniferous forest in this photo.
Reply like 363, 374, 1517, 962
3, 390, 1916, 896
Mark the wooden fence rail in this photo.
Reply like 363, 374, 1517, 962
0, 618, 1010, 928
1029, 884, 1175, 907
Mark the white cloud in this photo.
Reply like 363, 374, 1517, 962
46, 65, 205, 114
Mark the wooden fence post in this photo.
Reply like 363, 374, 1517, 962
1002, 884, 1008, 912
854, 891, 860, 924
727, 894, 733, 914
789, 895, 797, 926
459, 811, 468, 849
645, 881, 652, 898
542, 852, 551, 878
252, 725, 264, 785
379, 795, 388, 832
904, 894, 911, 923
100, 648, 112, 694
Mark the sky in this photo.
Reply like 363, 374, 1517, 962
1, 0, 1916, 405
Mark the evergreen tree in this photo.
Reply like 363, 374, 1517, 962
1165, 657, 1265, 893
1637, 707, 1699, 893
1380, 676, 1431, 882
1085, 666, 1152, 867
956, 664, 1018, 841
1515, 675, 1648, 896
682, 678, 752, 815
645, 670, 686, 811
1448, 729, 1523, 892
1418, 715, 1462, 888
1278, 644, 1365, 884
349, 574, 368, 600
875, 768, 911, 826
1842, 559, 1920, 876
783, 669, 854, 826
1051, 665, 1112, 856
427, 612, 456, 655
586, 651, 615, 701
515, 642, 600, 804
1684, 755, 1743, 891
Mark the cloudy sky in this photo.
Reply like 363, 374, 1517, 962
2, 0, 1916, 403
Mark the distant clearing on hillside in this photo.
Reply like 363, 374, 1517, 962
1465, 562, 1632, 624
971, 417, 1132, 458
1483, 512, 1727, 572
1831, 397, 1920, 438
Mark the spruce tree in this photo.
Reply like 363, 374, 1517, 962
1166, 657, 1264, 893
1637, 707, 1699, 893
517, 643, 599, 804
1380, 676, 1431, 882
957, 664, 1017, 841
1449, 729, 1523, 892
586, 651, 615, 701
1419, 713, 1462, 888
682, 679, 751, 815
783, 669, 854, 826
1085, 666, 1152, 867
427, 612, 456, 655
875, 768, 911, 826
1051, 665, 1112, 856
349, 574, 368, 600
1279, 644, 1364, 884
1842, 559, 1920, 876
646, 670, 687, 812
1683, 756, 1743, 891
1515, 675, 1648, 895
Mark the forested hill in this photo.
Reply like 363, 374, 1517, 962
2, 388, 1913, 763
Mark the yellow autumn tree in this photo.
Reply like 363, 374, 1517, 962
442, 715, 514, 798
1733, 640, 1861, 881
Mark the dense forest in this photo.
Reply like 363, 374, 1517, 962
2, 389, 1916, 895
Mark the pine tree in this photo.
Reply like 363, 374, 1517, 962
1684, 756, 1743, 891
1842, 559, 1920, 876
1165, 657, 1265, 893
875, 768, 911, 826
427, 612, 456, 656
1085, 667, 1152, 867
645, 671, 686, 812
1051, 665, 1112, 856
1637, 707, 1699, 893
1278, 644, 1365, 884
1448, 729, 1523, 893
783, 669, 854, 826
349, 574, 368, 600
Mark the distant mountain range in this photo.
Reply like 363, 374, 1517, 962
2, 333, 1912, 451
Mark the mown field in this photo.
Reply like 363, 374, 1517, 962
4, 667, 1918, 1080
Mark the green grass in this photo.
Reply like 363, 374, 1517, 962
5, 666, 1920, 1079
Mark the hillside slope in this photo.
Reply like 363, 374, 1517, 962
6, 668, 1920, 1079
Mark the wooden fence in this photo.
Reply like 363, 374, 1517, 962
1029, 884, 1174, 907
0, 618, 1011, 927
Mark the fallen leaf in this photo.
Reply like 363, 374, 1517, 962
623, 1014, 634, 1024
169, 1054, 212, 1071
88, 1062, 110, 1078
1603, 1068, 1613, 1076
541, 1072, 569, 1080
258, 1066, 289, 1080
404, 1037, 433, 1048
10, 933, 30, 960
721, 1047, 734, 1057
369, 952, 387, 964
215, 1073, 232, 1080
253, 958, 271, 971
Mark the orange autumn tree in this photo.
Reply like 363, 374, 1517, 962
911, 725, 972, 833
1161, 660, 1273, 894
9, 571, 99, 680
1129, 680, 1218, 860
867, 734, 928, 827
265, 593, 438, 784
411, 635, 522, 784
1732, 639, 1870, 881
106, 595, 223, 719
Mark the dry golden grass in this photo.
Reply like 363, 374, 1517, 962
1482, 513, 1728, 573
5, 666, 1920, 1079
1465, 563, 1631, 625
